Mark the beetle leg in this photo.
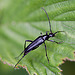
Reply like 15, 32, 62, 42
46, 31, 49, 35
14, 55, 25, 68
24, 40, 33, 49
15, 51, 24, 59
40, 32, 43, 36
15, 40, 32, 59
44, 42, 49, 63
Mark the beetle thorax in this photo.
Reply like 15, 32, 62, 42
42, 35, 49, 40
49, 33, 55, 37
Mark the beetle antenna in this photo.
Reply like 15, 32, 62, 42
14, 55, 25, 68
41, 7, 52, 33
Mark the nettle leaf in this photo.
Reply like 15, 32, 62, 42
0, 0, 75, 75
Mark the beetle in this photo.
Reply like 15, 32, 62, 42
14, 7, 64, 68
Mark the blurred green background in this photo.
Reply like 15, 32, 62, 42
0, 60, 75, 75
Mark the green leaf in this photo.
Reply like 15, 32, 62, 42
0, 0, 75, 75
